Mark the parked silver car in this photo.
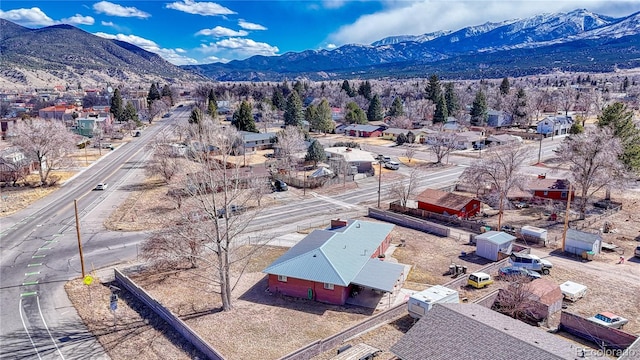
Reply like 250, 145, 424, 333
587, 312, 628, 329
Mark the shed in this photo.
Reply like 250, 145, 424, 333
415, 189, 481, 218
519, 225, 548, 245
523, 278, 563, 320
474, 231, 516, 262
564, 229, 602, 256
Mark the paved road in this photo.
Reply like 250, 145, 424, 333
0, 109, 189, 360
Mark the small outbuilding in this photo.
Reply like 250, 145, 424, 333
474, 231, 516, 261
564, 229, 602, 256
415, 189, 481, 218
523, 278, 563, 321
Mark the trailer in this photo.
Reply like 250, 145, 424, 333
519, 225, 548, 245
408, 285, 459, 319
560, 281, 588, 302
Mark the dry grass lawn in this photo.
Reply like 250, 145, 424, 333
0, 171, 76, 216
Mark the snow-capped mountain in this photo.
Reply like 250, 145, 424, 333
184, 9, 640, 81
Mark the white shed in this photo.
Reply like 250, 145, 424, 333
564, 229, 602, 256
474, 231, 516, 261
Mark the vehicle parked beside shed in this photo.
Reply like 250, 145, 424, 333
519, 225, 547, 246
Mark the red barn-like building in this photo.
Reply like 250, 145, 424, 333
526, 176, 574, 201
415, 189, 481, 218
263, 219, 406, 305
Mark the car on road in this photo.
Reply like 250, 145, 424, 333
95, 183, 108, 190
216, 204, 246, 218
587, 312, 628, 329
273, 179, 288, 192
496, 266, 541, 281
384, 161, 400, 170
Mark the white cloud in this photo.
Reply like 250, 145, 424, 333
322, 0, 347, 9
93, 1, 150, 19
0, 7, 55, 26
166, 0, 235, 16
200, 38, 279, 58
328, 1, 639, 46
101, 21, 115, 27
61, 14, 95, 25
196, 26, 248, 37
204, 55, 230, 63
175, 48, 187, 53
238, 19, 267, 31
94, 32, 198, 65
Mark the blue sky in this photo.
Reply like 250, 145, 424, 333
1, 1, 638, 65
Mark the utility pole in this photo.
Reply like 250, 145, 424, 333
561, 183, 573, 252
74, 199, 86, 278
537, 134, 543, 164
377, 161, 382, 208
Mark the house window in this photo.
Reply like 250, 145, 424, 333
277, 275, 287, 282
323, 283, 334, 290
543, 191, 549, 196
473, 203, 478, 209
561, 192, 567, 198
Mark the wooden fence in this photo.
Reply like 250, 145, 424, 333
114, 269, 226, 360
389, 201, 488, 233
368, 208, 450, 237
560, 311, 638, 350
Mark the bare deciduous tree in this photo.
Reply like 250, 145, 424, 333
460, 143, 530, 228
428, 131, 458, 164
141, 124, 268, 311
555, 127, 628, 219
9, 118, 77, 185
493, 278, 537, 321
275, 125, 306, 173
389, 169, 420, 207
146, 131, 181, 183
404, 147, 416, 164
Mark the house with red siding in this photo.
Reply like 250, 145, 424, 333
526, 176, 573, 201
344, 124, 383, 137
263, 219, 406, 306
415, 189, 481, 218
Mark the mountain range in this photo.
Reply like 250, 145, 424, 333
0, 19, 203, 88
185, 8, 640, 81
1, 8, 640, 87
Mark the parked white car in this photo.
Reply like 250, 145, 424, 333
587, 312, 628, 329
384, 161, 400, 170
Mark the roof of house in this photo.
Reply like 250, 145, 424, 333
487, 134, 521, 143
241, 131, 276, 143
455, 131, 484, 141
383, 128, 409, 135
415, 189, 477, 211
325, 147, 375, 163
526, 177, 571, 191
344, 124, 382, 132
566, 229, 602, 245
474, 231, 516, 245
263, 220, 395, 287
390, 303, 608, 360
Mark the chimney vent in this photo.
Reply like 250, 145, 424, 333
330, 219, 348, 229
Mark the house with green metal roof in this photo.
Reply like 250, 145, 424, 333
263, 219, 405, 305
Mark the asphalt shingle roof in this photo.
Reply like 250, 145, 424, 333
391, 303, 608, 360
415, 189, 476, 211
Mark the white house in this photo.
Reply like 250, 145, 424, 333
536, 116, 573, 137
474, 231, 516, 261
324, 147, 375, 174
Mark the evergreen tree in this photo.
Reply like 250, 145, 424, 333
425, 75, 442, 102
123, 101, 140, 125
433, 95, 448, 124
293, 80, 304, 96
110, 88, 124, 122
396, 133, 408, 145
597, 102, 640, 172
358, 81, 372, 100
367, 94, 383, 122
499, 77, 510, 95
189, 107, 204, 125
305, 139, 326, 167
341, 80, 354, 97
314, 99, 334, 133
147, 83, 161, 106
470, 90, 488, 126
305, 104, 317, 127
514, 88, 527, 124
161, 84, 173, 105
406, 131, 415, 144
345, 102, 367, 124
569, 122, 584, 135
444, 82, 459, 116
389, 97, 404, 117
283, 91, 303, 127
232, 100, 258, 133
272, 88, 286, 111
